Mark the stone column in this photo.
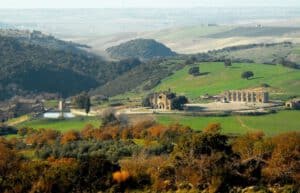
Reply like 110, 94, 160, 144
233, 91, 236, 102
247, 92, 251, 102
252, 92, 256, 102
241, 92, 244, 102
264, 92, 269, 103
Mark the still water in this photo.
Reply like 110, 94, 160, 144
43, 112, 75, 119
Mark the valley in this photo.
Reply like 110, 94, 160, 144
0, 6, 300, 193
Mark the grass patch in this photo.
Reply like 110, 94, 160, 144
17, 117, 101, 132
154, 62, 300, 100
43, 99, 59, 109
132, 139, 159, 147
4, 134, 20, 139
156, 110, 300, 136
18, 150, 36, 159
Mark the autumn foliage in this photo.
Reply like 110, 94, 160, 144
61, 130, 80, 144
113, 171, 130, 183
0, 120, 299, 193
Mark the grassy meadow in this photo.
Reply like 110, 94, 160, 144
5, 110, 299, 136
17, 117, 101, 132
157, 110, 300, 136
154, 62, 300, 100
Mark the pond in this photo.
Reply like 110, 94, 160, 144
43, 112, 75, 119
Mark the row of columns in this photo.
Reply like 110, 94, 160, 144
225, 91, 268, 103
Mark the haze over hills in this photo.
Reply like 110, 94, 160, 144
1, 7, 300, 37
2, 8, 300, 56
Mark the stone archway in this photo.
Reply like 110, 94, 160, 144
158, 103, 165, 109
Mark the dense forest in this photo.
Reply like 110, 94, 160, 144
0, 115, 299, 193
0, 36, 142, 100
106, 39, 177, 60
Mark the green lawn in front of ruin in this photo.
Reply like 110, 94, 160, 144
156, 110, 300, 136
16, 116, 101, 132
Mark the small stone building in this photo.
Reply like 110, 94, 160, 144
285, 99, 300, 109
149, 91, 175, 110
223, 89, 269, 103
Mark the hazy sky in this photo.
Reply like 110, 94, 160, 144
1, 0, 299, 8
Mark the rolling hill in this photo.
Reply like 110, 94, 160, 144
154, 62, 300, 100
106, 38, 177, 60
94, 42, 300, 99
0, 35, 142, 100
209, 42, 300, 65
206, 26, 300, 38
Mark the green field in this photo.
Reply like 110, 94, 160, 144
17, 117, 101, 132
43, 100, 59, 109
157, 110, 300, 136
154, 62, 300, 100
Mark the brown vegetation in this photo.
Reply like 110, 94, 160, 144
0, 120, 299, 193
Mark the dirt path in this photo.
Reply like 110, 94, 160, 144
7, 115, 31, 126
235, 116, 253, 131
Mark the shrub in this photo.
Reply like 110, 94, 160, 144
171, 96, 188, 110
224, 59, 232, 67
241, 71, 254, 79
188, 66, 200, 76
113, 171, 130, 183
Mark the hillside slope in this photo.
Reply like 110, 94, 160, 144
209, 42, 300, 65
106, 38, 177, 60
0, 36, 142, 100
154, 62, 300, 100
206, 26, 300, 38
91, 59, 185, 97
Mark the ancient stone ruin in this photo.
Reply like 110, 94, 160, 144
223, 90, 269, 103
149, 91, 175, 110
285, 98, 300, 109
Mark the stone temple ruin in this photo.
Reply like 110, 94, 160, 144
149, 91, 175, 110
222, 90, 269, 103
